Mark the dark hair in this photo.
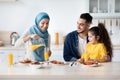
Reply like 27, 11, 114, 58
88, 23, 113, 61
80, 13, 93, 23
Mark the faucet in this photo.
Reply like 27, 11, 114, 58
10, 32, 19, 46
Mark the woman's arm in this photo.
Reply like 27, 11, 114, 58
48, 34, 52, 56
15, 29, 30, 47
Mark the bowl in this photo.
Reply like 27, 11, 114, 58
29, 62, 43, 69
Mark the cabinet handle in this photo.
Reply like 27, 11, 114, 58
116, 19, 118, 27
110, 19, 112, 27
104, 19, 106, 26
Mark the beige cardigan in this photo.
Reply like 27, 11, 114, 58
15, 28, 51, 60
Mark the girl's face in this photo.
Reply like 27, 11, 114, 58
38, 18, 49, 31
88, 32, 99, 44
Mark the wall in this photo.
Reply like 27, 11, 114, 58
0, 0, 120, 46
0, 0, 88, 44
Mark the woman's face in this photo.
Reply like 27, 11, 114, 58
38, 18, 49, 31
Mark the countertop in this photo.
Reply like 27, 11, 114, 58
0, 44, 63, 50
0, 45, 25, 50
0, 62, 120, 80
0, 44, 120, 50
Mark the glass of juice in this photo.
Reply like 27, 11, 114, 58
44, 47, 49, 64
8, 53, 13, 66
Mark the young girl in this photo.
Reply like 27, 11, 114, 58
80, 23, 113, 63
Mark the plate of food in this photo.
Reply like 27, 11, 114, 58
50, 60, 68, 65
82, 61, 101, 67
29, 61, 44, 69
18, 59, 32, 65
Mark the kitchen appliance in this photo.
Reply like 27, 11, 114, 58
10, 32, 19, 46
0, 41, 4, 47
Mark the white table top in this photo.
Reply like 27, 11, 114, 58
1, 44, 120, 50
0, 62, 120, 79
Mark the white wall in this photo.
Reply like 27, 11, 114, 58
0, 0, 89, 44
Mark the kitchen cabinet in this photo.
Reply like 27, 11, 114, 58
50, 44, 64, 61
112, 49, 120, 62
0, 47, 26, 64
0, 44, 64, 64
50, 50, 63, 61
89, 0, 120, 18
50, 45, 120, 62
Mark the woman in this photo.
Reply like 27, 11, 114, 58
15, 12, 51, 62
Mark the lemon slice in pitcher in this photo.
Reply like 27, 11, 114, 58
29, 44, 45, 51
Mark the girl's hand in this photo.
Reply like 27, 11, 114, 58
30, 34, 40, 39
77, 58, 84, 64
102, 55, 111, 62
48, 50, 52, 57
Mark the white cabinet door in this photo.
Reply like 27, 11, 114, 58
0, 50, 26, 64
49, 50, 64, 61
89, 0, 108, 13
0, 51, 7, 64
89, 0, 120, 18
112, 50, 120, 62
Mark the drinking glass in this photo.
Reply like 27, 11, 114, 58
8, 53, 13, 66
44, 47, 49, 65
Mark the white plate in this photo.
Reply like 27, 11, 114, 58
18, 62, 30, 66
85, 63, 101, 67
29, 62, 44, 69
29, 63, 43, 69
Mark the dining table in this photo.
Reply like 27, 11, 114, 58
0, 62, 120, 80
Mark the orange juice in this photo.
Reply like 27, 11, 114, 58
29, 44, 45, 51
8, 53, 13, 65
44, 51, 49, 61
55, 32, 59, 45
62, 35, 66, 44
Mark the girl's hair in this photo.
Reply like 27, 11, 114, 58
88, 23, 113, 61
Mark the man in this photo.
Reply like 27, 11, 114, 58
63, 13, 92, 61
63, 13, 111, 62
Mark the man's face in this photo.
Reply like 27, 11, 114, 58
77, 18, 89, 33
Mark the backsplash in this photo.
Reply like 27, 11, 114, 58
92, 18, 120, 46
52, 19, 120, 46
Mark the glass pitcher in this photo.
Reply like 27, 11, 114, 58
28, 38, 45, 51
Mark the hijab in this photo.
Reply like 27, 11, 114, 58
29, 12, 50, 47
29, 12, 50, 61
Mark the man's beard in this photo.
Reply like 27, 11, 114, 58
77, 30, 85, 34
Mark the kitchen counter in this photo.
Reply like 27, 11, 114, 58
0, 44, 120, 50
0, 62, 120, 80
0, 45, 25, 50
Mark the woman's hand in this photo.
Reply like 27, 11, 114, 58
24, 34, 40, 43
48, 50, 52, 57
30, 34, 40, 39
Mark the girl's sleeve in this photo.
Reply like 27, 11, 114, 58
100, 44, 107, 57
99, 44, 107, 62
